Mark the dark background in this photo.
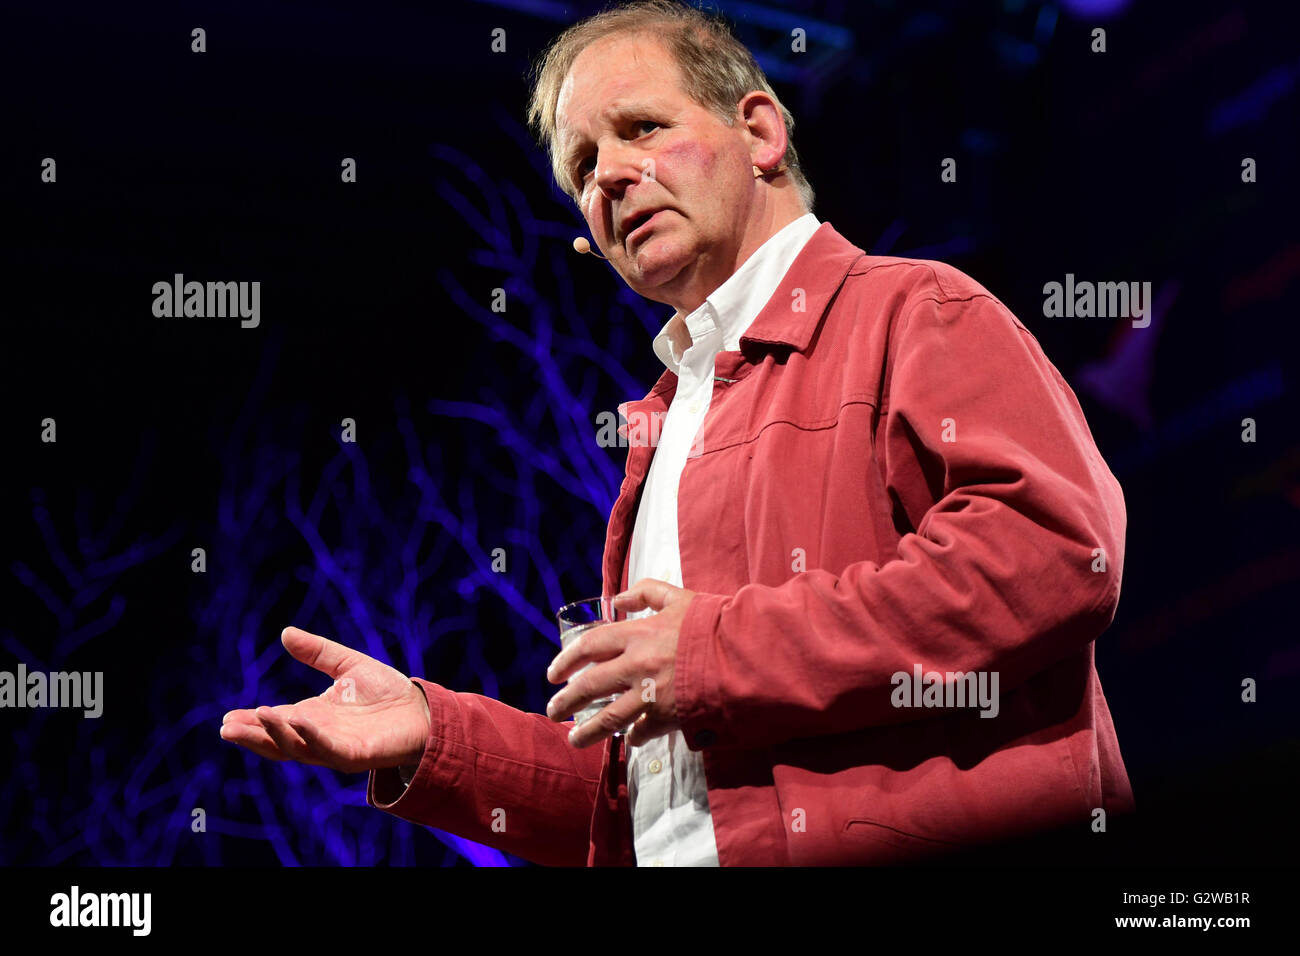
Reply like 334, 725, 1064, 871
2, 0, 1297, 866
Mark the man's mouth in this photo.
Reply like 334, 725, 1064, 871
623, 210, 663, 248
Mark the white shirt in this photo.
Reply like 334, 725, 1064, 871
626, 212, 821, 866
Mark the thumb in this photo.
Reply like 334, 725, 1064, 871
612, 578, 676, 613
280, 626, 358, 680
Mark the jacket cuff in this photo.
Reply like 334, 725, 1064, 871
674, 591, 730, 751
367, 677, 447, 812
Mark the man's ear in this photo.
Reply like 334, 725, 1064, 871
738, 91, 788, 171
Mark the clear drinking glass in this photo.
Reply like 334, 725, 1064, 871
555, 595, 631, 736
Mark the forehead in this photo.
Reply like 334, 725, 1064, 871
555, 33, 687, 145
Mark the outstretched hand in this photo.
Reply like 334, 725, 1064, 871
219, 627, 431, 773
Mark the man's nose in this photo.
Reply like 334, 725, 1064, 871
595, 143, 647, 202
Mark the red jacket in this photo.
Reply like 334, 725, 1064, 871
367, 222, 1136, 866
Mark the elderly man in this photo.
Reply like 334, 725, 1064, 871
220, 0, 1135, 866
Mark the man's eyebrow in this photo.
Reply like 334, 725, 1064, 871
558, 102, 660, 171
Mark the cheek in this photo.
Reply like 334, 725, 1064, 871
658, 138, 724, 184
584, 192, 612, 238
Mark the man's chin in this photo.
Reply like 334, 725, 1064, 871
622, 240, 691, 302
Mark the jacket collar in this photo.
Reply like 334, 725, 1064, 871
738, 221, 865, 355
624, 221, 866, 414
651, 213, 822, 373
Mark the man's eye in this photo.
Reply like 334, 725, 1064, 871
572, 122, 659, 185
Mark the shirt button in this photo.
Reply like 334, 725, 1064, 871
693, 729, 718, 748
688, 401, 700, 414
648, 758, 663, 773
652, 860, 665, 866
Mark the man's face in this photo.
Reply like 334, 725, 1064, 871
554, 33, 758, 310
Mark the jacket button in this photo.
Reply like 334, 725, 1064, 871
693, 729, 718, 748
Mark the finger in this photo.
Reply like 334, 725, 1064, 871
222, 709, 329, 766
256, 705, 316, 763
547, 658, 630, 722
611, 578, 676, 613
624, 712, 674, 748
284, 713, 348, 770
280, 626, 359, 680
566, 688, 646, 750
547, 622, 628, 684
222, 710, 271, 733
220, 719, 291, 762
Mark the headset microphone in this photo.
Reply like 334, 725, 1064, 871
572, 236, 608, 260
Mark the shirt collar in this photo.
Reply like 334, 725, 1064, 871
651, 212, 821, 373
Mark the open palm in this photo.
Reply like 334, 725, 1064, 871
219, 627, 430, 773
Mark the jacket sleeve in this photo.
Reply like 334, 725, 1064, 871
366, 677, 603, 866
673, 290, 1126, 752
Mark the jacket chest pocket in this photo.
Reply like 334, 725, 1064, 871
679, 399, 881, 591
